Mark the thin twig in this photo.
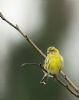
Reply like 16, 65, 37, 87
55, 76, 79, 98
0, 12, 79, 98
20, 63, 41, 67
0, 12, 46, 58
60, 71, 79, 93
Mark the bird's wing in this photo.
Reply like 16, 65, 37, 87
60, 55, 64, 68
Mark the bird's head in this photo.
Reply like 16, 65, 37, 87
47, 46, 59, 54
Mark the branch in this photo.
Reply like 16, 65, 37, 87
0, 12, 79, 98
60, 71, 79, 93
55, 76, 79, 98
0, 12, 46, 58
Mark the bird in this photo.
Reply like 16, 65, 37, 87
40, 46, 64, 84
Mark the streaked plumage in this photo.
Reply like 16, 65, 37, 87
40, 46, 64, 84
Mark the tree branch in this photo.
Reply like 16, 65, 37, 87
55, 76, 79, 98
0, 12, 46, 58
0, 12, 79, 98
60, 71, 79, 93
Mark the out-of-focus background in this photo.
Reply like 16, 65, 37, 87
0, 0, 79, 100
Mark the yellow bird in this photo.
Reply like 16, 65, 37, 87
40, 46, 64, 84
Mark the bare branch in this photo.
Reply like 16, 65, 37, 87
0, 12, 46, 58
60, 71, 79, 93
55, 76, 79, 98
0, 12, 79, 98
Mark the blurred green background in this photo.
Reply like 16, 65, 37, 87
0, 0, 79, 100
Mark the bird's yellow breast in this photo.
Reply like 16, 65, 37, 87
45, 53, 63, 74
